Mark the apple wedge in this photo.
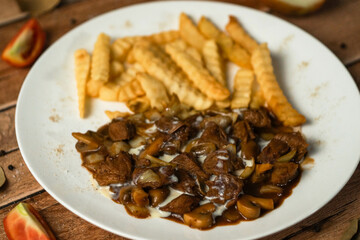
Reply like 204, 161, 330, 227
261, 0, 326, 15
3, 202, 56, 240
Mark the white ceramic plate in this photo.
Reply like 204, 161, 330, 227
16, 1, 360, 239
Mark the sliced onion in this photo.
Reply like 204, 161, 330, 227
277, 150, 297, 162
107, 141, 130, 156
85, 153, 105, 164
239, 158, 255, 179
259, 185, 283, 194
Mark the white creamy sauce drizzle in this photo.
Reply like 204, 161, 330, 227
145, 124, 157, 134
258, 138, 270, 151
198, 155, 207, 164
128, 145, 145, 155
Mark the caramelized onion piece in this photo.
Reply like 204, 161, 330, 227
124, 203, 150, 218
277, 150, 297, 162
128, 135, 146, 148
84, 152, 105, 164
144, 155, 175, 167
131, 187, 149, 207
72, 132, 100, 148
149, 188, 170, 207
136, 169, 161, 186
237, 196, 261, 220
259, 132, 275, 141
239, 158, 255, 179
259, 185, 283, 194
183, 203, 216, 229
107, 141, 130, 156
245, 195, 274, 210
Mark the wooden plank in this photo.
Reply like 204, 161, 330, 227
261, 165, 360, 240
0, 67, 28, 105
0, 192, 127, 240
0, 107, 18, 152
0, 150, 43, 207
277, 0, 360, 65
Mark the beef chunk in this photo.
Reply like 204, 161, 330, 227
155, 116, 185, 134
200, 122, 228, 148
206, 174, 243, 204
160, 194, 200, 214
85, 152, 132, 186
240, 140, 260, 160
162, 126, 190, 155
108, 120, 135, 141
172, 170, 198, 195
243, 108, 271, 128
271, 162, 299, 185
274, 132, 308, 162
171, 153, 208, 180
257, 139, 289, 163
203, 150, 233, 175
232, 120, 255, 142
157, 166, 177, 185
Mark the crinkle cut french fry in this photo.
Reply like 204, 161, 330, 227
110, 60, 124, 79
165, 42, 230, 101
74, 49, 90, 118
168, 40, 203, 66
118, 79, 145, 102
215, 99, 231, 108
137, 73, 170, 111
105, 110, 132, 120
250, 87, 265, 109
114, 63, 145, 85
251, 43, 306, 126
179, 13, 206, 51
226, 16, 259, 54
202, 40, 225, 86
86, 80, 104, 98
99, 82, 121, 101
127, 96, 151, 113
198, 16, 251, 69
147, 30, 180, 44
132, 40, 213, 110
111, 36, 141, 61
91, 33, 110, 82
231, 69, 254, 109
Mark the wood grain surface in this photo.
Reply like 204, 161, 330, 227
0, 0, 359, 239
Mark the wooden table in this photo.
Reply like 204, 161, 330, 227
0, 0, 359, 239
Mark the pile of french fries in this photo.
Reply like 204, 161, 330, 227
74, 13, 306, 127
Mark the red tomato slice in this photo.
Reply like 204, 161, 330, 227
3, 203, 56, 240
1, 19, 46, 67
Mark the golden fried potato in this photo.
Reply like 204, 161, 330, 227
111, 36, 141, 61
127, 96, 151, 113
215, 99, 231, 108
133, 40, 213, 110
126, 49, 136, 64
251, 43, 306, 126
202, 40, 225, 86
198, 16, 251, 69
91, 33, 110, 82
99, 82, 121, 101
114, 63, 145, 85
249, 81, 265, 109
198, 16, 221, 39
147, 30, 180, 44
231, 69, 254, 109
118, 79, 145, 102
165, 42, 229, 101
105, 110, 132, 119
167, 39, 203, 65
86, 80, 104, 98
137, 73, 170, 111
179, 13, 206, 51
74, 49, 90, 118
226, 16, 259, 54
110, 60, 124, 79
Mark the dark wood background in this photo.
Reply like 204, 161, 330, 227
0, 0, 359, 239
